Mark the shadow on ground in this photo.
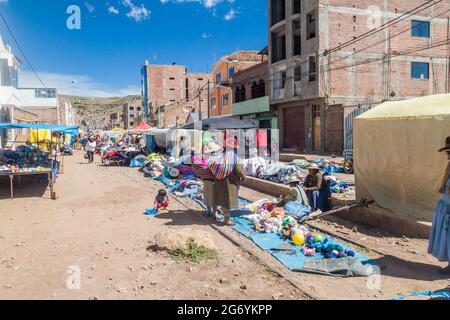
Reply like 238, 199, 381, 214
0, 175, 48, 200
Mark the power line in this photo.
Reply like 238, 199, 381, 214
0, 12, 47, 88
329, 7, 450, 66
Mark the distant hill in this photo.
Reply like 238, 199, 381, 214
60, 95, 141, 129
61, 95, 141, 114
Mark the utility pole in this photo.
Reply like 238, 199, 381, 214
198, 86, 202, 121
207, 79, 210, 119
446, 17, 450, 93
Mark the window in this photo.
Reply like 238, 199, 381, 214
221, 93, 230, 108
306, 11, 316, 40
211, 97, 217, 109
229, 66, 236, 79
130, 114, 135, 118
293, 0, 301, 14
215, 72, 222, 83
411, 62, 429, 79
130, 122, 134, 127
35, 88, 56, 98
293, 20, 301, 56
129, 106, 134, 111
271, 0, 286, 26
294, 65, 302, 81
169, 77, 176, 80
137, 107, 142, 112
235, 86, 246, 103
271, 32, 286, 63
412, 20, 430, 38
170, 88, 175, 91
309, 56, 316, 82
197, 78, 204, 81
251, 80, 266, 99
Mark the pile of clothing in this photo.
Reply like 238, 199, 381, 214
242, 157, 350, 194
0, 146, 51, 173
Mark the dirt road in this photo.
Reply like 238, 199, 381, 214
0, 152, 307, 300
0, 152, 448, 300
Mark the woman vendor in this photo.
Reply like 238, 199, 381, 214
303, 163, 330, 212
214, 138, 246, 226
428, 136, 450, 274
278, 176, 310, 209
193, 141, 222, 218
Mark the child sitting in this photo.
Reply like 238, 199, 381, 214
154, 189, 169, 212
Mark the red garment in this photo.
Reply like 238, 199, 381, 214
156, 201, 169, 209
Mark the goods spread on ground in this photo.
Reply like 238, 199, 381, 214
134, 151, 375, 277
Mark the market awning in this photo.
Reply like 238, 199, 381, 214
130, 122, 152, 132
180, 117, 256, 130
0, 122, 80, 136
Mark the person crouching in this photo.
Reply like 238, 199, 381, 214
154, 189, 169, 212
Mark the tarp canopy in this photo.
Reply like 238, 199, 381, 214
0, 122, 79, 136
180, 117, 256, 130
130, 122, 152, 132
354, 94, 450, 222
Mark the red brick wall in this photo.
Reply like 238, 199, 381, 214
323, 0, 449, 101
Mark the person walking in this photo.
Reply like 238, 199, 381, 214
85, 137, 96, 164
428, 136, 450, 274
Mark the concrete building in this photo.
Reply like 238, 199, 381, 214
268, 0, 450, 153
208, 50, 268, 119
231, 60, 277, 129
123, 99, 144, 129
0, 35, 77, 145
141, 62, 210, 128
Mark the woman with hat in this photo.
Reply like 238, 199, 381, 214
278, 176, 310, 208
428, 136, 450, 274
303, 163, 330, 212
213, 138, 246, 226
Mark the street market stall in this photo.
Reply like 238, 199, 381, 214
353, 94, 450, 221
0, 122, 79, 200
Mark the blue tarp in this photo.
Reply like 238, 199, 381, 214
392, 290, 450, 300
0, 123, 79, 136
231, 215, 374, 274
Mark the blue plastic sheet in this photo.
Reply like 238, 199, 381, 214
231, 216, 374, 274
392, 291, 450, 300
0, 123, 79, 136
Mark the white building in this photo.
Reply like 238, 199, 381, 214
0, 35, 77, 145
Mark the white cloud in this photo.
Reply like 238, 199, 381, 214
107, 5, 120, 15
223, 8, 236, 21
159, 0, 234, 9
19, 71, 140, 98
0, 0, 8, 4
121, 0, 151, 22
84, 2, 95, 13
201, 32, 212, 38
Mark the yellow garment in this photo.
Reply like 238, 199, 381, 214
354, 94, 450, 222
28, 129, 57, 151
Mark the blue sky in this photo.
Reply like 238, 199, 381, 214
0, 0, 268, 97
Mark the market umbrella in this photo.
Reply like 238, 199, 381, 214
180, 118, 256, 130
130, 122, 152, 132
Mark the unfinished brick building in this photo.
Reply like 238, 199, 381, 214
269, 0, 450, 153
141, 62, 211, 128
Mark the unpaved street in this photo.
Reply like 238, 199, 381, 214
0, 152, 306, 300
0, 152, 449, 300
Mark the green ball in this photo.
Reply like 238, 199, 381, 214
314, 233, 324, 243
335, 245, 344, 252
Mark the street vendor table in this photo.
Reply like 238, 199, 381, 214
0, 170, 55, 200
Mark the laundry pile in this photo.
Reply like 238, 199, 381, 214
0, 146, 51, 173
242, 157, 350, 193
